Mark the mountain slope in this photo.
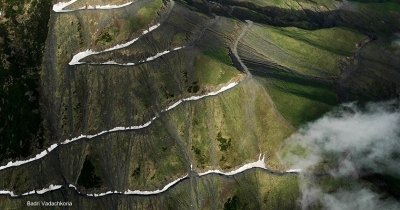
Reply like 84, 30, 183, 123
0, 0, 399, 208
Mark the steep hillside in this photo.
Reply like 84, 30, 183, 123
0, 0, 399, 209
0, 0, 50, 163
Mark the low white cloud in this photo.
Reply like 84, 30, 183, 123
322, 187, 400, 210
392, 33, 400, 48
280, 100, 400, 209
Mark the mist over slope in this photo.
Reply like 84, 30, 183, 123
281, 100, 400, 209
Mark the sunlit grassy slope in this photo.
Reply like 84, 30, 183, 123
193, 48, 240, 87
240, 24, 367, 78
256, 69, 338, 127
231, 0, 340, 9
237, 24, 367, 126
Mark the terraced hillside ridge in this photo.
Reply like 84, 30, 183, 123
0, 0, 399, 209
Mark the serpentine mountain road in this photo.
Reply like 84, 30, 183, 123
0, 0, 304, 199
